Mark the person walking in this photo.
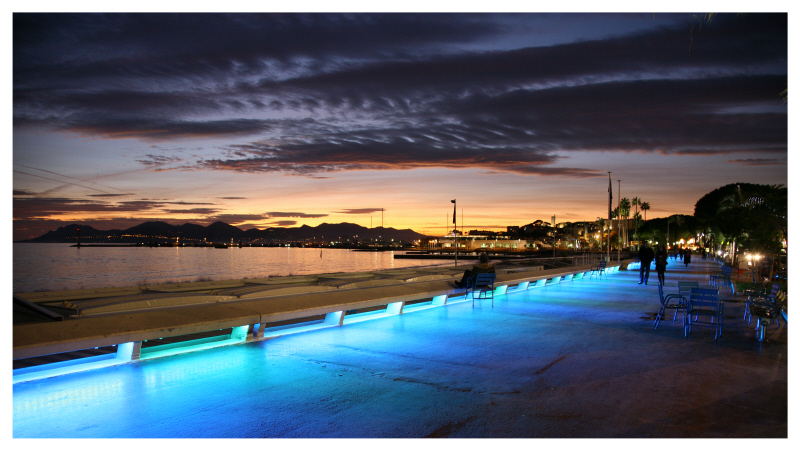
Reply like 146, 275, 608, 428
655, 244, 668, 286
638, 242, 655, 285
684, 247, 692, 267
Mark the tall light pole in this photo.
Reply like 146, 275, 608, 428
617, 179, 621, 262
451, 199, 457, 267
607, 172, 612, 263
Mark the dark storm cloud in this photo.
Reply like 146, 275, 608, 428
266, 212, 328, 219
14, 196, 217, 221
13, 197, 162, 219
136, 154, 184, 166
727, 158, 786, 166
202, 134, 566, 175
14, 14, 498, 81
261, 14, 785, 96
199, 74, 785, 175
13, 13, 787, 175
163, 208, 221, 215
206, 214, 268, 224
166, 201, 215, 205
62, 117, 275, 140
450, 75, 788, 154
337, 208, 385, 214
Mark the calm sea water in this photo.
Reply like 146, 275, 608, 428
13, 243, 454, 293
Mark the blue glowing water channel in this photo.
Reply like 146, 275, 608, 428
13, 268, 626, 438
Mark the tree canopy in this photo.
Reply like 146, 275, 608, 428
693, 183, 786, 254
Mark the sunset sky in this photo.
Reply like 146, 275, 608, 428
11, 12, 788, 241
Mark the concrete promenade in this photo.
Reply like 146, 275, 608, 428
12, 259, 787, 438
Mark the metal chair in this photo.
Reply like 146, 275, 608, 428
663, 281, 698, 322
589, 261, 607, 279
467, 273, 496, 308
744, 283, 779, 323
709, 266, 736, 294
748, 290, 786, 341
684, 287, 723, 340
678, 281, 700, 301
654, 283, 688, 329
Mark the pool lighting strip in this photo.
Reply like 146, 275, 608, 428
13, 265, 620, 384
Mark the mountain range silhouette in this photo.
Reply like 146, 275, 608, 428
21, 221, 428, 244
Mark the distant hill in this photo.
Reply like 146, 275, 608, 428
21, 221, 428, 244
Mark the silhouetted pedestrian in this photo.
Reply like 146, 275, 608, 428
638, 242, 655, 285
655, 245, 668, 286
684, 248, 692, 267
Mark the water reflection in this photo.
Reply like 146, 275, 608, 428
14, 244, 453, 292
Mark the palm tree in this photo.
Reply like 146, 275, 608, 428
595, 218, 606, 249
632, 197, 641, 249
640, 202, 650, 222
620, 198, 631, 247
632, 211, 643, 244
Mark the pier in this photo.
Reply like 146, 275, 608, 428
13, 259, 787, 437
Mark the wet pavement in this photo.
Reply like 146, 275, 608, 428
12, 259, 787, 438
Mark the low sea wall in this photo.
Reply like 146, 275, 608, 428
13, 259, 635, 383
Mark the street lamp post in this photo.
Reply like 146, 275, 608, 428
617, 179, 621, 262
451, 199, 457, 267
607, 172, 612, 263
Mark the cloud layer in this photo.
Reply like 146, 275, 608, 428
14, 13, 787, 178
13, 13, 787, 239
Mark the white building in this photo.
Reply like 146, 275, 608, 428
432, 235, 534, 250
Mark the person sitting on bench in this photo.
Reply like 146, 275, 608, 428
455, 252, 495, 288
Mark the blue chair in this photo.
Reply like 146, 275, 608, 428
654, 283, 688, 329
748, 290, 786, 342
589, 261, 607, 279
468, 273, 496, 308
744, 283, 779, 323
684, 287, 723, 340
709, 266, 736, 294
678, 281, 700, 301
